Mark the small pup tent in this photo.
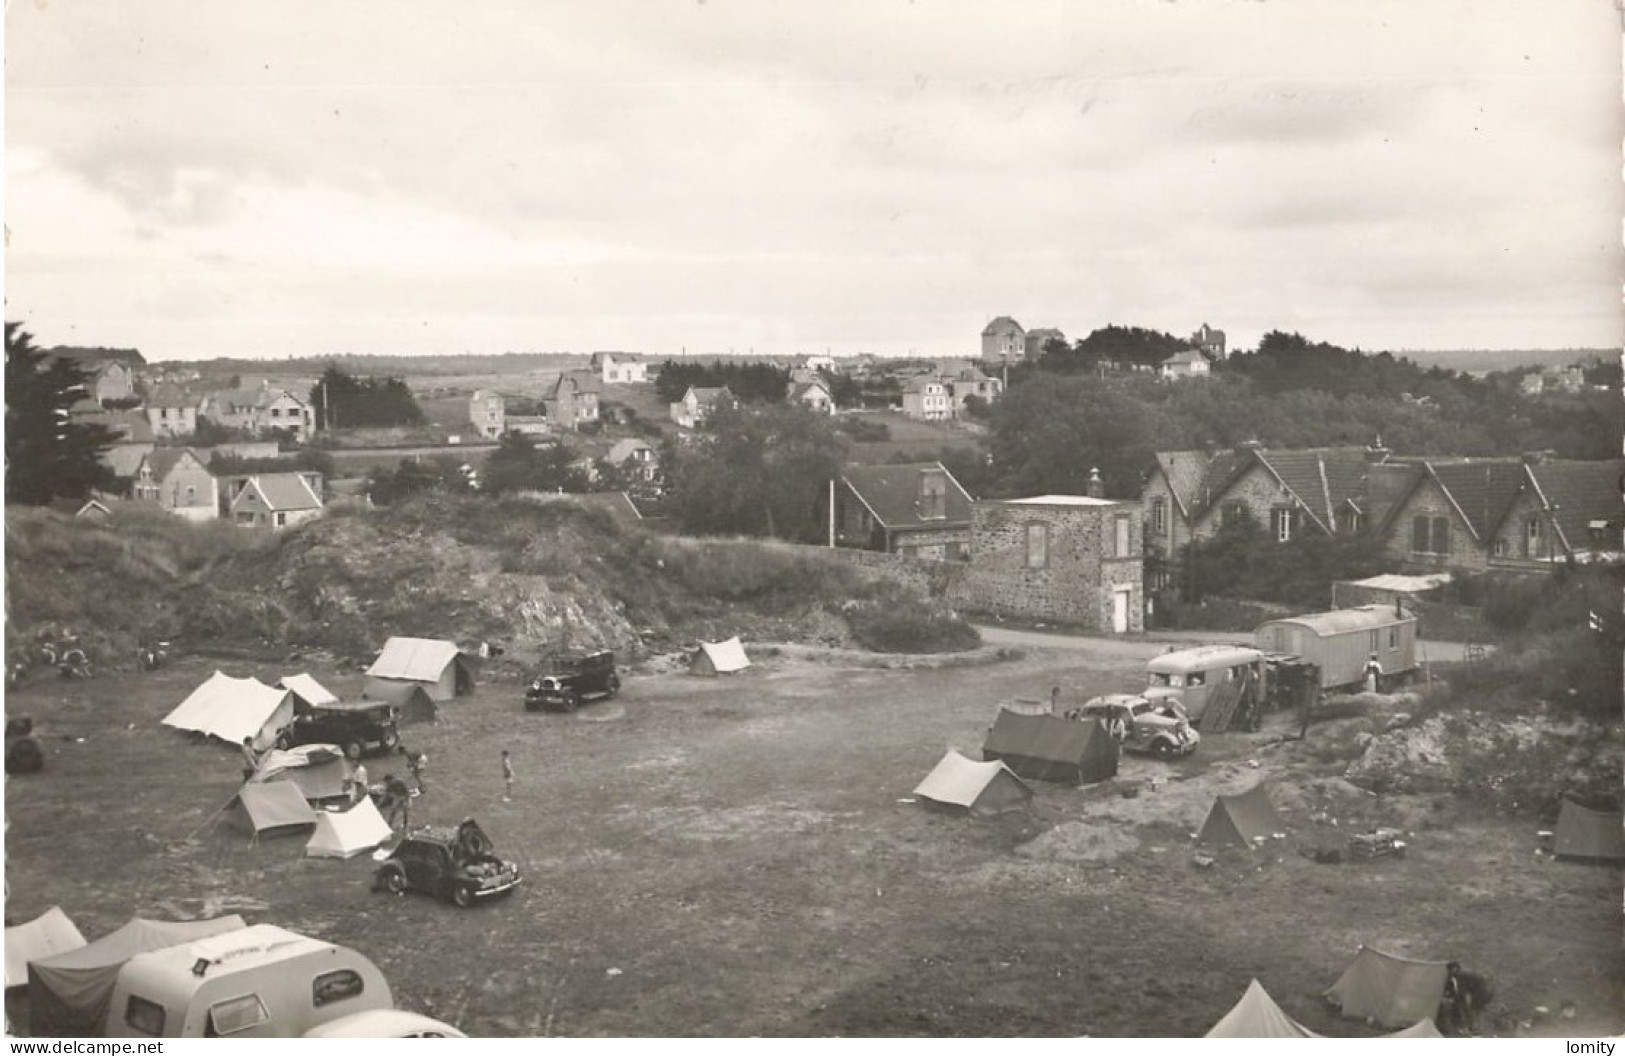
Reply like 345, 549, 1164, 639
5, 907, 86, 989
913, 751, 1033, 816
226, 780, 317, 840
1552, 799, 1625, 862
279, 672, 340, 711
690, 636, 750, 676
1197, 784, 1286, 849
162, 672, 295, 751
365, 637, 474, 702
1323, 945, 1450, 1029
248, 743, 354, 802
981, 711, 1118, 785
1205, 979, 1318, 1038
27, 915, 246, 1037
306, 798, 394, 859
361, 679, 438, 725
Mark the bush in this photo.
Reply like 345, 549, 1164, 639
845, 589, 981, 653
837, 417, 891, 442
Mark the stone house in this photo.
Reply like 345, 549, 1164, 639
670, 386, 736, 429
947, 367, 1001, 415
469, 389, 506, 438
1371, 456, 1625, 574
46, 348, 144, 405
900, 376, 952, 421
132, 448, 219, 522
1023, 327, 1066, 358
1158, 349, 1212, 380
981, 316, 1026, 359
788, 379, 836, 414
591, 352, 649, 385
827, 462, 974, 561
606, 438, 660, 483
200, 384, 313, 440
143, 383, 199, 439
226, 472, 325, 530
1191, 323, 1227, 360
543, 372, 601, 430
958, 495, 1144, 633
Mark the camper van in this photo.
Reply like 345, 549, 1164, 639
104, 924, 392, 1038
1254, 605, 1417, 691
1143, 644, 1266, 723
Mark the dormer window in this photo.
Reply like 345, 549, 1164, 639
918, 470, 947, 521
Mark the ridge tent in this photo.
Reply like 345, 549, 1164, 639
1552, 799, 1625, 862
5, 908, 86, 990
26, 915, 246, 1037
278, 672, 340, 711
690, 637, 750, 676
981, 711, 1118, 785
913, 751, 1033, 815
306, 798, 394, 859
226, 780, 317, 840
1205, 979, 1319, 1038
1323, 945, 1450, 1029
360, 679, 438, 725
162, 671, 295, 751
248, 743, 354, 802
1197, 784, 1286, 849
1386, 1018, 1445, 1038
364, 637, 474, 702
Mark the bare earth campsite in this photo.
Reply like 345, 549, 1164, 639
6, 636, 1620, 1038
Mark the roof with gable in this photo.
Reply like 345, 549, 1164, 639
1519, 458, 1625, 552
241, 473, 323, 512
548, 371, 601, 398
606, 438, 656, 464
981, 316, 1024, 335
789, 380, 832, 402
1252, 447, 1374, 530
145, 383, 197, 408
1160, 349, 1209, 367
1424, 459, 1527, 540
684, 385, 734, 407
144, 447, 206, 481
840, 461, 973, 529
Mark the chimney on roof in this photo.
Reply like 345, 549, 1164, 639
1086, 467, 1105, 499
1366, 435, 1390, 463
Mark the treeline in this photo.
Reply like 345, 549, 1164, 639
653, 360, 790, 405
308, 366, 425, 429
990, 333, 1618, 501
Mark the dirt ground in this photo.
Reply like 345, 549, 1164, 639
4, 640, 1621, 1038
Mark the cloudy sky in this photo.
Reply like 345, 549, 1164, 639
5, 1, 1621, 361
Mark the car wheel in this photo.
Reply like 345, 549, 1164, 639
382, 728, 400, 750
562, 690, 580, 713
275, 730, 293, 751
452, 885, 476, 908
344, 739, 364, 761
377, 866, 408, 895
605, 674, 621, 699
1152, 740, 1175, 760
458, 827, 493, 859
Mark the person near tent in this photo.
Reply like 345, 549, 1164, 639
348, 752, 370, 806
378, 773, 412, 830
1049, 686, 1060, 713
1438, 961, 1492, 1035
402, 747, 427, 795
501, 749, 515, 801
1107, 706, 1130, 743
1363, 653, 1383, 693
240, 737, 262, 781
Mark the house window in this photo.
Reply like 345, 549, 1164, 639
1114, 514, 1132, 557
185, 485, 196, 504
1411, 515, 1452, 555
1493, 537, 1509, 557
274, 512, 287, 527
1271, 507, 1294, 542
1388, 627, 1398, 649
1025, 524, 1048, 569
1222, 502, 1246, 528
1526, 517, 1542, 554
918, 470, 947, 521
1152, 498, 1166, 535
313, 968, 366, 1007
1432, 517, 1449, 554
1370, 630, 1380, 652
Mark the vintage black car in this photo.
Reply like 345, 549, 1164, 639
372, 819, 522, 908
524, 649, 619, 712
278, 700, 400, 758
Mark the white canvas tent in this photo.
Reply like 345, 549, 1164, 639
248, 743, 354, 802
1323, 946, 1451, 1029
912, 750, 1033, 815
1205, 979, 1319, 1038
279, 672, 340, 711
162, 671, 295, 750
306, 798, 394, 859
690, 636, 750, 676
5, 907, 86, 989
365, 637, 473, 702
227, 780, 317, 839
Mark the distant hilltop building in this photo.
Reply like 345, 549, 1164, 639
981, 316, 1026, 359
1023, 328, 1066, 358
1191, 323, 1227, 360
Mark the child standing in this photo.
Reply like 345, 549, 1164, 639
501, 749, 514, 801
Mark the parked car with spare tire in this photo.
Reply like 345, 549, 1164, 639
277, 700, 400, 759
1067, 694, 1200, 759
524, 649, 619, 712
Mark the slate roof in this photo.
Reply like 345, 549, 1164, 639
1160, 349, 1208, 368
981, 316, 1024, 335
1522, 458, 1625, 552
547, 371, 602, 397
145, 383, 196, 408
1254, 447, 1374, 531
841, 462, 973, 529
606, 438, 655, 465
685, 386, 734, 407
247, 473, 323, 512
903, 375, 946, 394
1425, 460, 1527, 541
145, 447, 203, 481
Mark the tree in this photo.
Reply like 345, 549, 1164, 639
667, 403, 847, 540
5, 322, 118, 505
309, 365, 426, 430
365, 456, 472, 506
481, 432, 590, 495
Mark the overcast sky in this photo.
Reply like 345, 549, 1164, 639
5, 1, 1621, 361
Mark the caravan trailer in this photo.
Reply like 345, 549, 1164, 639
1254, 604, 1417, 691
104, 925, 391, 1038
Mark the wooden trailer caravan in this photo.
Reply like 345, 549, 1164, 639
1254, 604, 1417, 691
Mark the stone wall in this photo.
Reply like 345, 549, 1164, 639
1382, 478, 1490, 574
